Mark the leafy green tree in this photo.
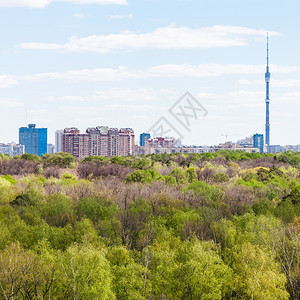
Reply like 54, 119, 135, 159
185, 167, 198, 183
1, 174, 16, 184
57, 244, 115, 299
110, 156, 129, 166
184, 181, 225, 206
78, 197, 119, 223
131, 158, 152, 170
169, 167, 188, 184
108, 246, 150, 299
82, 155, 108, 163
180, 240, 232, 299
147, 233, 232, 299
147, 232, 182, 298
0, 243, 56, 299
21, 153, 41, 161
213, 172, 230, 183
231, 244, 289, 300
126, 169, 162, 183
163, 175, 177, 185
43, 152, 75, 167
42, 193, 74, 227
283, 185, 300, 205
0, 177, 19, 204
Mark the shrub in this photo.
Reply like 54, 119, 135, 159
213, 173, 230, 183
126, 169, 162, 183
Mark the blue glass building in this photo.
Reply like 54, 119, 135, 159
19, 124, 47, 156
140, 133, 151, 146
253, 133, 264, 153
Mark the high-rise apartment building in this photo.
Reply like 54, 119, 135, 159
62, 128, 90, 158
140, 133, 151, 146
87, 126, 109, 157
55, 129, 64, 153
19, 124, 47, 156
253, 133, 264, 153
119, 128, 135, 157
62, 126, 134, 158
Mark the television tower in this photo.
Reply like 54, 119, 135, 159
265, 33, 271, 149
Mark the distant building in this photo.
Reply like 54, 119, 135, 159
237, 135, 253, 147
62, 126, 135, 158
253, 133, 264, 153
0, 143, 24, 157
268, 145, 284, 154
140, 133, 150, 146
146, 144, 260, 155
63, 127, 89, 158
145, 137, 175, 154
19, 124, 47, 156
47, 144, 55, 155
55, 129, 64, 153
283, 145, 300, 152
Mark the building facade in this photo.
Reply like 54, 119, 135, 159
145, 137, 175, 154
253, 133, 264, 153
55, 129, 64, 153
47, 144, 55, 155
19, 124, 47, 156
268, 145, 284, 154
62, 126, 134, 158
146, 145, 260, 155
140, 133, 151, 146
0, 143, 24, 156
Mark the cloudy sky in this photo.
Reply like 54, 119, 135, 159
0, 0, 299, 146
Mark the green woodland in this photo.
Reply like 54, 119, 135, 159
0, 151, 299, 299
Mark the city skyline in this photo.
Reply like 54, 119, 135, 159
0, 0, 300, 145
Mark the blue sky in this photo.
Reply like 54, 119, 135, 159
0, 0, 299, 145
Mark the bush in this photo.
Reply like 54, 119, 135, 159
213, 173, 230, 183
43, 152, 75, 167
126, 169, 162, 183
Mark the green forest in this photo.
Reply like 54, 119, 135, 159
0, 151, 299, 299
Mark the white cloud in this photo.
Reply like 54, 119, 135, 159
2, 63, 298, 89
73, 12, 90, 19
275, 92, 300, 104
0, 0, 127, 8
19, 25, 280, 53
0, 98, 24, 108
45, 88, 173, 104
22, 66, 137, 81
93, 88, 162, 101
204, 90, 265, 111
107, 13, 133, 19
20, 63, 298, 83
146, 63, 265, 77
0, 75, 18, 88
107, 104, 159, 112
273, 79, 300, 88
227, 90, 265, 108
239, 78, 300, 87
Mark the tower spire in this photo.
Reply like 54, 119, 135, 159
265, 33, 271, 150
267, 32, 269, 68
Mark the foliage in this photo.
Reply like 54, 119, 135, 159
0, 151, 298, 298
126, 169, 162, 183
42, 152, 75, 167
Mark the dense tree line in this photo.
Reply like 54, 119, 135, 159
0, 151, 299, 299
